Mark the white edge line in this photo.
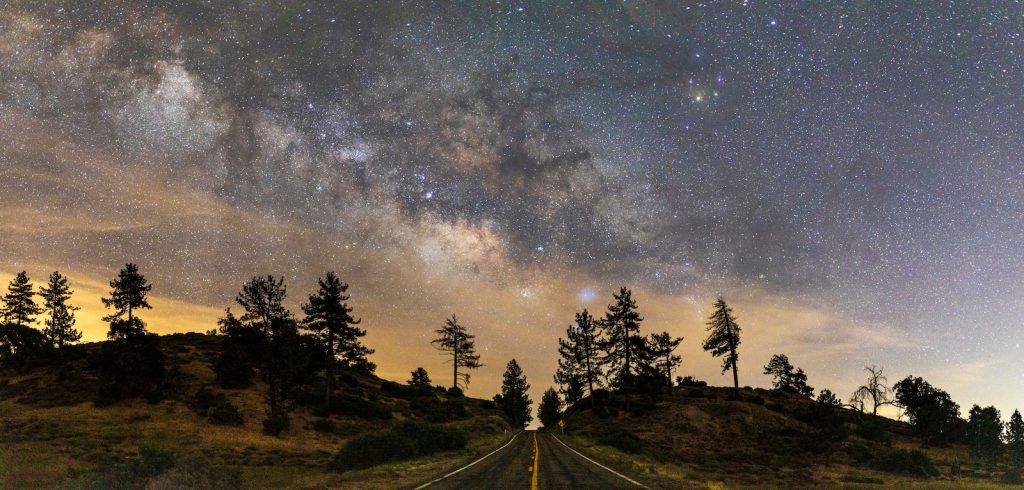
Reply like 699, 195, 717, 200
550, 433, 648, 488
413, 431, 523, 489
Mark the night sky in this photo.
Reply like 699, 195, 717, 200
2, 1, 1022, 417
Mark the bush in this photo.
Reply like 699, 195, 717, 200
410, 395, 467, 422
1000, 470, 1022, 484
596, 429, 643, 454
190, 387, 243, 426
311, 418, 335, 434
207, 398, 244, 426
847, 443, 936, 476
687, 389, 705, 398
92, 335, 166, 405
262, 411, 290, 436
214, 331, 260, 389
394, 420, 468, 454
381, 380, 420, 399
447, 386, 464, 397
747, 395, 766, 405
854, 419, 892, 444
333, 394, 393, 420
190, 387, 219, 414
330, 421, 468, 472
677, 376, 707, 387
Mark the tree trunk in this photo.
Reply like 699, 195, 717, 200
324, 336, 333, 410
453, 340, 459, 390
586, 350, 595, 409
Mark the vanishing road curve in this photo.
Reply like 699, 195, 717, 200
416, 430, 645, 490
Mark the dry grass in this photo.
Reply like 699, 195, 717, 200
561, 386, 1016, 488
0, 333, 511, 489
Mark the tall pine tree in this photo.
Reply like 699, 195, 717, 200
968, 405, 1003, 465
648, 331, 683, 387
101, 263, 152, 339
537, 388, 562, 429
431, 315, 482, 390
498, 359, 533, 428
39, 271, 81, 351
554, 309, 602, 406
236, 275, 290, 336
1006, 409, 1024, 467
302, 272, 373, 409
598, 287, 649, 391
702, 297, 742, 396
763, 353, 813, 397
2, 271, 42, 327
94, 265, 164, 403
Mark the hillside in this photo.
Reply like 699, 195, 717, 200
559, 386, 1018, 488
0, 332, 512, 489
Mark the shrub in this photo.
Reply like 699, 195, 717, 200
333, 395, 393, 420
191, 387, 243, 426
330, 421, 468, 472
92, 335, 166, 405
381, 380, 420, 399
214, 333, 259, 389
410, 395, 468, 422
207, 398, 244, 426
628, 398, 658, 416
596, 429, 643, 454
447, 386, 464, 397
190, 387, 219, 414
854, 419, 892, 444
394, 420, 468, 454
1000, 470, 1023, 484
479, 399, 496, 410
677, 376, 707, 387
847, 443, 936, 476
262, 411, 290, 436
311, 418, 335, 434
747, 395, 766, 405
687, 389, 705, 398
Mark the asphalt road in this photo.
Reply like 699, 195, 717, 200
420, 430, 642, 490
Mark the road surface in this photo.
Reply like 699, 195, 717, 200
417, 430, 644, 489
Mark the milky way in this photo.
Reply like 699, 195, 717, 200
1, 1, 1022, 417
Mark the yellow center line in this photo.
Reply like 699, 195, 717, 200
531, 432, 540, 490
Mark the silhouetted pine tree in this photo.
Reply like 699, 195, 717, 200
39, 271, 82, 351
101, 263, 152, 339
538, 388, 562, 429
408, 367, 432, 387
236, 275, 289, 336
702, 297, 742, 396
648, 331, 683, 387
431, 315, 482, 390
302, 272, 374, 409
93, 264, 163, 404
598, 287, 649, 394
555, 309, 602, 406
968, 405, 1003, 465
2, 271, 42, 327
498, 359, 532, 428
763, 353, 814, 397
817, 389, 843, 407
1006, 409, 1024, 467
